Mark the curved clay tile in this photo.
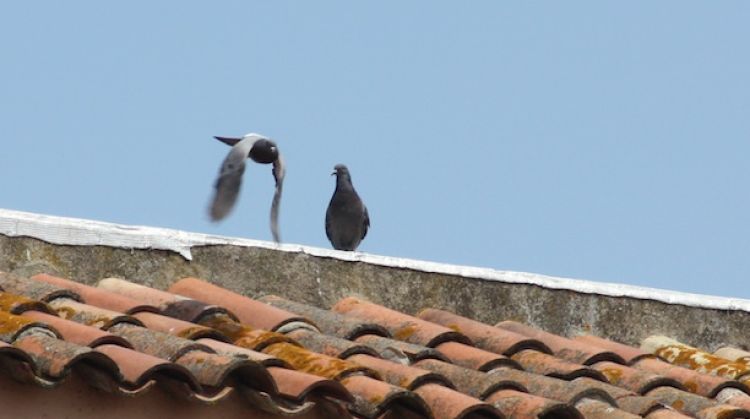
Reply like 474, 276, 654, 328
572, 334, 654, 365
332, 297, 471, 347
266, 366, 352, 402
12, 330, 119, 381
573, 398, 640, 419
98, 278, 187, 308
486, 367, 617, 406
286, 328, 380, 359
32, 274, 159, 314
23, 311, 132, 349
0, 310, 59, 342
341, 374, 432, 419
94, 343, 198, 391
414, 359, 526, 400
715, 347, 750, 365
510, 349, 607, 381
49, 299, 143, 330
646, 386, 750, 418
132, 312, 229, 342
591, 360, 685, 395
196, 313, 298, 351
347, 354, 453, 391
435, 341, 520, 372
262, 342, 377, 381
0, 273, 81, 303
354, 334, 449, 364
169, 277, 315, 332
645, 409, 693, 419
0, 291, 54, 315
412, 383, 504, 419
495, 321, 625, 365
106, 323, 212, 362
173, 350, 275, 394
196, 337, 285, 367
642, 335, 750, 380
484, 389, 582, 419
0, 339, 38, 384
715, 388, 750, 411
418, 308, 551, 355
633, 357, 748, 397
260, 295, 390, 339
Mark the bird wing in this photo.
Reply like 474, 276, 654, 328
209, 138, 256, 221
270, 154, 285, 243
361, 205, 370, 240
214, 136, 243, 147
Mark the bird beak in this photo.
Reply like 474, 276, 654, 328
331, 170, 336, 176
213, 136, 242, 147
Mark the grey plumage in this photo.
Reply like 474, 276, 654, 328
209, 133, 285, 243
326, 164, 369, 251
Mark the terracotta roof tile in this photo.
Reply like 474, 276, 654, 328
0, 291, 54, 315
262, 342, 378, 380
332, 297, 471, 347
260, 295, 390, 339
23, 310, 131, 348
93, 343, 196, 391
196, 313, 297, 351
592, 360, 686, 394
418, 308, 552, 355
0, 309, 56, 342
169, 277, 314, 332
573, 398, 641, 418
354, 333, 450, 364
414, 358, 525, 399
435, 341, 520, 372
510, 349, 607, 381
266, 365, 352, 402
0, 272, 81, 303
573, 334, 655, 364
496, 321, 626, 365
642, 336, 750, 380
486, 366, 618, 405
645, 386, 750, 417
340, 374, 431, 418
632, 357, 746, 397
484, 389, 582, 419
412, 383, 503, 419
32, 274, 158, 314
714, 347, 750, 365
286, 328, 380, 359
131, 311, 228, 342
196, 337, 286, 367
50, 298, 143, 329
347, 354, 453, 391
98, 278, 236, 322
12, 328, 119, 382
1, 272, 749, 418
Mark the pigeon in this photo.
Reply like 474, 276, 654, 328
209, 133, 285, 243
326, 164, 369, 251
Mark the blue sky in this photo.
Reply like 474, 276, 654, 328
1, 2, 749, 298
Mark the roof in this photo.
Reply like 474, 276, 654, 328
1, 276, 750, 419
2, 209, 750, 418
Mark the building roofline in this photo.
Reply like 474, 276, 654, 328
1, 207, 747, 313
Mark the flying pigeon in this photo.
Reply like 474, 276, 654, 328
209, 133, 285, 243
325, 164, 369, 251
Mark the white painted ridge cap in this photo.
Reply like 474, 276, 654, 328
1, 207, 749, 313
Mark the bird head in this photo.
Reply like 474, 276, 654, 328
245, 134, 279, 164
331, 164, 349, 177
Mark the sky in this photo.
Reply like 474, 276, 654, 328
1, 2, 749, 298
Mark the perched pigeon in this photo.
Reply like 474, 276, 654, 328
209, 133, 285, 243
325, 164, 369, 251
